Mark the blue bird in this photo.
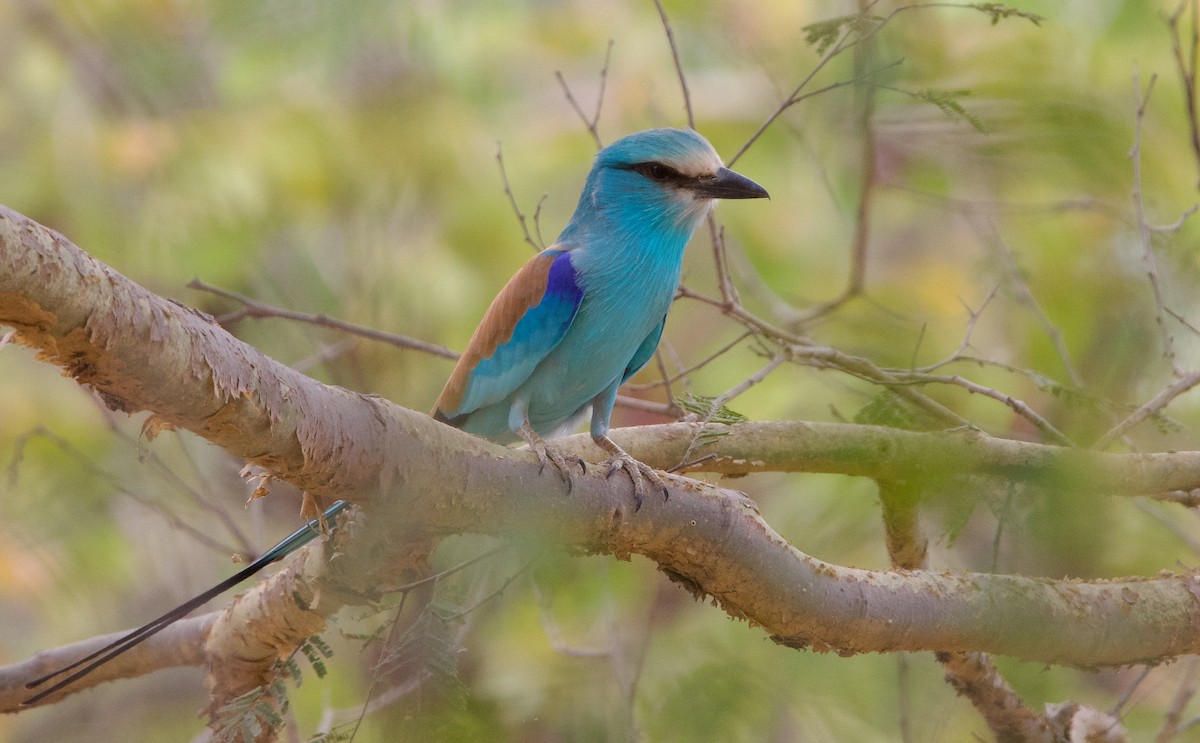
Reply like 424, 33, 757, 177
432, 128, 768, 506
22, 129, 766, 704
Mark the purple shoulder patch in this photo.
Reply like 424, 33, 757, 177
544, 250, 582, 300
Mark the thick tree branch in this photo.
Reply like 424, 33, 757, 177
568, 420, 1200, 498
5, 205, 1200, 731
0, 615, 214, 710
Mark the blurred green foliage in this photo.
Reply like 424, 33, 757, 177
5, 0, 1200, 740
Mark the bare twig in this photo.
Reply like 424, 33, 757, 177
291, 339, 355, 374
975, 219, 1084, 387
1167, 0, 1200, 189
675, 284, 974, 427
495, 142, 546, 251
731, 58, 903, 166
447, 561, 530, 619
733, 0, 1043, 166
385, 547, 511, 596
674, 349, 789, 470
786, 6, 881, 325
707, 220, 740, 307
712, 348, 789, 407
1110, 665, 1152, 718
554, 39, 614, 150
650, 348, 676, 406
532, 193, 550, 248
625, 331, 753, 391
187, 279, 457, 360
1094, 369, 1200, 450
1158, 657, 1200, 742
1129, 70, 1182, 377
651, 0, 693, 128
9, 426, 247, 557
731, 1, 883, 165
885, 372, 1072, 446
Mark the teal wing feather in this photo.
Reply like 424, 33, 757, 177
433, 248, 584, 423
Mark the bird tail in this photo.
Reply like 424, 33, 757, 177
23, 500, 351, 706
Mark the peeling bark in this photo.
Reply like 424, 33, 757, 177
2, 206, 1199, 739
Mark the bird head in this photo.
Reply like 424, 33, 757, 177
580, 128, 769, 232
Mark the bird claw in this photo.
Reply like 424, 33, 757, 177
521, 423, 585, 493
603, 451, 668, 511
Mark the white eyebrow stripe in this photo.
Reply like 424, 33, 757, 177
661, 151, 723, 179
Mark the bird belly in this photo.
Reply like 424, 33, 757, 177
520, 293, 668, 437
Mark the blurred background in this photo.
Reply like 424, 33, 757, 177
4, 0, 1200, 740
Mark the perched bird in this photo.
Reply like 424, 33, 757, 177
432, 128, 768, 505
23, 500, 351, 705
23, 128, 766, 704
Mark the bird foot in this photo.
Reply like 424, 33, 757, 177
602, 449, 668, 511
519, 422, 586, 492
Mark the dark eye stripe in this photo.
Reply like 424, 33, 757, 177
629, 162, 686, 184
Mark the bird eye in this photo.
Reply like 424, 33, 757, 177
634, 162, 675, 181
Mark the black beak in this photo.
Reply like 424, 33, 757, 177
688, 167, 769, 200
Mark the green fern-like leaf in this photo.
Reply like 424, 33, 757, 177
801, 13, 882, 55
676, 393, 749, 446
298, 635, 333, 679
282, 657, 303, 686
911, 88, 987, 132
969, 3, 1044, 26
211, 682, 290, 743
308, 635, 334, 658
307, 726, 356, 743
853, 390, 919, 430
676, 393, 749, 426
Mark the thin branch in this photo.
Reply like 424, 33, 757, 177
1167, 304, 1200, 340
731, 1, 883, 165
975, 218, 1084, 387
1149, 202, 1199, 232
1093, 369, 1200, 450
884, 370, 1072, 446
554, 39, 614, 150
9, 426, 247, 557
786, 6, 881, 326
1111, 665, 1153, 718
382, 545, 512, 596
675, 348, 789, 469
531, 192, 550, 249
625, 330, 753, 391
187, 279, 457, 360
495, 141, 546, 251
785, 343, 972, 427
732, 1, 1042, 166
1167, 0, 1200, 189
447, 561, 530, 619
650, 348, 676, 405
731, 58, 903, 166
713, 348, 789, 407
679, 282, 974, 427
613, 395, 678, 417
651, 0, 693, 129
1158, 658, 1200, 742
1129, 70, 1183, 377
